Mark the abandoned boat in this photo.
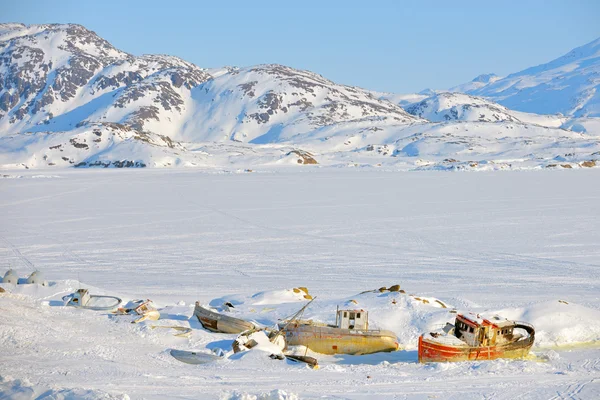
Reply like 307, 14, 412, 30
281, 307, 399, 355
194, 302, 257, 334
418, 313, 535, 363
2, 269, 18, 285
63, 288, 122, 311
26, 270, 47, 286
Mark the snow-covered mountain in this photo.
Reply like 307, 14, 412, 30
448, 73, 502, 93
403, 92, 567, 128
0, 23, 599, 170
0, 23, 211, 138
178, 64, 417, 144
405, 92, 521, 123
457, 38, 600, 118
0, 24, 416, 141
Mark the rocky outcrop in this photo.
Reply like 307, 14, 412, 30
287, 150, 318, 164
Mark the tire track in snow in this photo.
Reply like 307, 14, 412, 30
203, 205, 598, 286
0, 236, 35, 270
203, 205, 423, 253
0, 186, 90, 208
549, 377, 598, 400
410, 231, 600, 278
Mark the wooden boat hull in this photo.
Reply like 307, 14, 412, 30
194, 302, 256, 334
283, 323, 399, 355
418, 334, 534, 363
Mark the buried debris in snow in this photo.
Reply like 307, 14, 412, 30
285, 354, 319, 369
150, 325, 192, 338
114, 299, 160, 323
233, 328, 286, 355
170, 349, 223, 365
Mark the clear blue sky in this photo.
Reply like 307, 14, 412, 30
2, 0, 599, 93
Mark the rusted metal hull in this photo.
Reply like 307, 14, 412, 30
283, 323, 399, 355
194, 302, 256, 334
418, 334, 534, 363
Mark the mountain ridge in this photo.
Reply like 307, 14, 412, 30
458, 37, 600, 117
0, 23, 598, 171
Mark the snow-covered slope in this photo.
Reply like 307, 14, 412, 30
0, 23, 211, 138
462, 37, 600, 117
179, 64, 417, 144
405, 92, 522, 123
448, 73, 502, 93
0, 122, 202, 169
404, 92, 568, 128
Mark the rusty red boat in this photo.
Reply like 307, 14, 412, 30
418, 313, 535, 363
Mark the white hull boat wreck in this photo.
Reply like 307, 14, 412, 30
63, 288, 122, 311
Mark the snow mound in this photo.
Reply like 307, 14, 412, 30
210, 288, 311, 309
223, 389, 299, 400
0, 376, 129, 400
494, 301, 600, 347
250, 288, 311, 305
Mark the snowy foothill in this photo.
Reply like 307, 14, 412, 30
1, 169, 600, 399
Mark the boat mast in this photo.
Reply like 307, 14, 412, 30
271, 297, 317, 343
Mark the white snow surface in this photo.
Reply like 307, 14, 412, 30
1, 169, 599, 399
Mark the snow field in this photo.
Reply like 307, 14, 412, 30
1, 169, 599, 398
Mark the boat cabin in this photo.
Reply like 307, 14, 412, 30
68, 289, 91, 307
454, 313, 516, 347
336, 309, 368, 330
133, 300, 155, 315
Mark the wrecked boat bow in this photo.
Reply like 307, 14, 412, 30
194, 302, 258, 334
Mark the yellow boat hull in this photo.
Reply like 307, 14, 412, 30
284, 323, 399, 355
